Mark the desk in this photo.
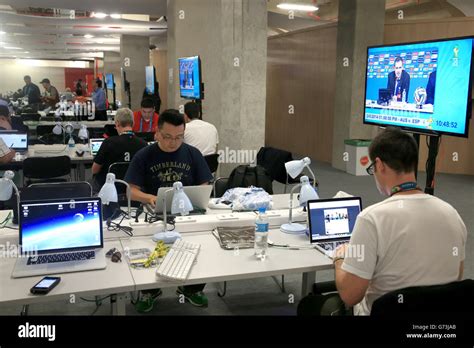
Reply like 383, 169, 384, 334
0, 196, 334, 315
0, 144, 93, 182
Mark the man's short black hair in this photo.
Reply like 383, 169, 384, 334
158, 109, 185, 129
141, 98, 155, 109
24, 75, 31, 80
184, 102, 200, 119
394, 56, 403, 65
96, 79, 102, 88
369, 127, 418, 174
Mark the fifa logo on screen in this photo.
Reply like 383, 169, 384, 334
452, 45, 459, 67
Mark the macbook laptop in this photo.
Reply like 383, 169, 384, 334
12, 197, 106, 278
89, 138, 105, 156
151, 185, 213, 214
0, 131, 28, 154
307, 197, 362, 258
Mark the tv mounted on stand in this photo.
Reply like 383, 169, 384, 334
178, 56, 204, 118
105, 73, 116, 110
121, 67, 131, 109
363, 36, 474, 195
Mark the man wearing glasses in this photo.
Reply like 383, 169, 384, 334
125, 109, 213, 313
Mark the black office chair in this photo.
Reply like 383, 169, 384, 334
204, 154, 219, 175
21, 113, 41, 121
88, 127, 106, 139
104, 124, 118, 137
371, 279, 474, 316
256, 146, 316, 193
23, 156, 72, 186
135, 132, 155, 142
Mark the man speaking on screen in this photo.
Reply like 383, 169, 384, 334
387, 57, 411, 103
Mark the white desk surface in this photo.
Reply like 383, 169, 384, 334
24, 120, 114, 128
121, 228, 332, 292
0, 237, 134, 306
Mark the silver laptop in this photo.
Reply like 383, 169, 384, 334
0, 131, 28, 154
307, 197, 362, 258
12, 197, 106, 278
89, 138, 105, 156
152, 185, 213, 214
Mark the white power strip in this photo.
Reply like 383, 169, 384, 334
216, 214, 240, 220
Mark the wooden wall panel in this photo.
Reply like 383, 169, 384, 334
150, 50, 168, 112
266, 24, 337, 163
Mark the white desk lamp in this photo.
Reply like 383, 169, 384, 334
78, 124, 89, 142
285, 157, 317, 187
52, 122, 74, 144
280, 175, 319, 234
98, 173, 131, 219
0, 171, 20, 223
153, 181, 193, 242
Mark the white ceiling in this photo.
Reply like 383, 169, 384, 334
0, 0, 473, 61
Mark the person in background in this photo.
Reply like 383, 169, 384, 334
21, 75, 42, 111
0, 105, 26, 132
425, 70, 436, 105
40, 78, 60, 108
75, 79, 84, 96
132, 98, 159, 133
387, 57, 410, 103
92, 79, 107, 121
62, 88, 75, 102
142, 81, 161, 114
92, 108, 147, 191
183, 102, 219, 156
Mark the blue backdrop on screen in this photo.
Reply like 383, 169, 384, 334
179, 56, 202, 99
105, 73, 114, 91
145, 66, 155, 94
364, 37, 473, 136
309, 206, 360, 238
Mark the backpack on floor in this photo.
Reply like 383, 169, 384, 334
226, 165, 273, 194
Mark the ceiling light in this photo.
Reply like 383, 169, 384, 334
277, 3, 319, 11
84, 34, 94, 39
97, 41, 104, 44
5, 47, 22, 50
92, 12, 108, 19
0, 31, 5, 35
24, 51, 29, 54
110, 14, 121, 19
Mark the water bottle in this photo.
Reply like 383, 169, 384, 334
402, 89, 406, 104
254, 207, 269, 260
68, 136, 75, 153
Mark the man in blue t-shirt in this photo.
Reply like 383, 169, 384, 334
125, 109, 213, 313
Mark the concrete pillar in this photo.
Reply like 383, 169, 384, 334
332, 0, 385, 171
120, 35, 150, 110
167, 0, 267, 176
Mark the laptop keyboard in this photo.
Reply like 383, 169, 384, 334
27, 251, 95, 265
318, 240, 347, 251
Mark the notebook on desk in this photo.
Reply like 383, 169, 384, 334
12, 197, 107, 278
0, 131, 28, 154
307, 197, 362, 258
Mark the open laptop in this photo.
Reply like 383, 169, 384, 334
12, 197, 106, 278
0, 131, 28, 154
307, 197, 362, 258
89, 138, 105, 156
151, 185, 213, 214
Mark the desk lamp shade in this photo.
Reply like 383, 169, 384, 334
285, 157, 311, 179
298, 175, 319, 205
78, 124, 89, 140
171, 182, 193, 215
0, 171, 15, 200
98, 173, 118, 205
52, 122, 62, 135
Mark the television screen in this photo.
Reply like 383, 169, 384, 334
121, 67, 128, 92
363, 36, 474, 137
145, 66, 155, 94
179, 56, 202, 99
105, 73, 114, 90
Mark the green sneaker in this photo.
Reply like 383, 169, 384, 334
176, 287, 208, 307
134, 289, 162, 313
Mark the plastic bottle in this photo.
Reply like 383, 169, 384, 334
254, 207, 269, 260
402, 89, 406, 104
68, 136, 75, 153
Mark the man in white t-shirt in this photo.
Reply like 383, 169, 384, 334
298, 128, 467, 316
333, 128, 466, 315
183, 102, 218, 156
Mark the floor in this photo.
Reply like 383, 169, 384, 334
0, 160, 472, 315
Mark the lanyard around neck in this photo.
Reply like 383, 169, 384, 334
140, 113, 153, 132
390, 182, 422, 197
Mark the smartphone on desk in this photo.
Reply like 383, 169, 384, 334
30, 277, 61, 295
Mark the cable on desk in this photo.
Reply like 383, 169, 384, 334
0, 212, 12, 228
106, 209, 133, 237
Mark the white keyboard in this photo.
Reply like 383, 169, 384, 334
156, 239, 200, 281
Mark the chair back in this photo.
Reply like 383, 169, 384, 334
204, 154, 219, 173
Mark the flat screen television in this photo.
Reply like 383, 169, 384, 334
145, 66, 155, 94
179, 56, 203, 100
363, 36, 474, 137
121, 67, 129, 93
105, 73, 115, 91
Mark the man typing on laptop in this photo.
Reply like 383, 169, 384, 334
124, 109, 212, 313
299, 128, 466, 316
